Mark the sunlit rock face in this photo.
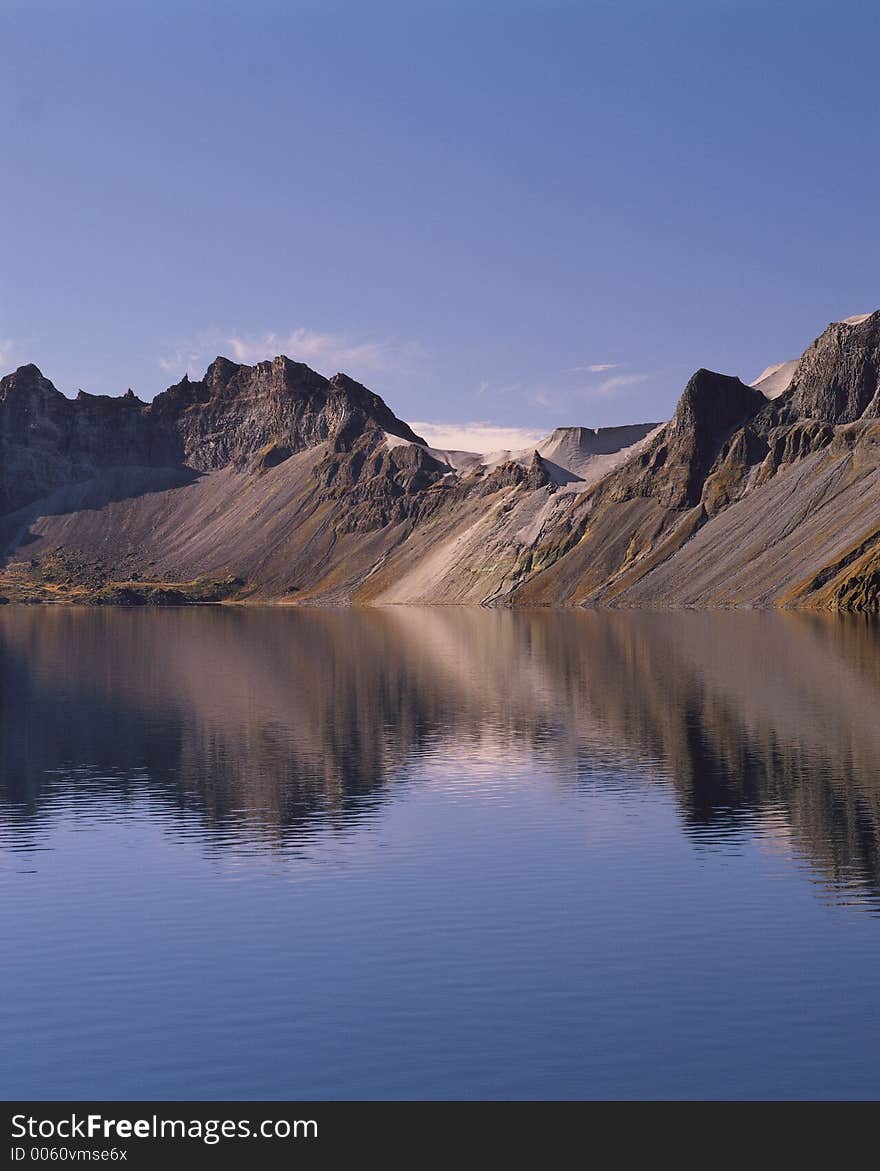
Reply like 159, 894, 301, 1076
782, 311, 880, 424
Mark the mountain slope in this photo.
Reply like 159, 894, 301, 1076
2, 311, 880, 609
510, 311, 880, 609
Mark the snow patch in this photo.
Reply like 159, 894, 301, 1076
751, 359, 798, 400
839, 313, 871, 325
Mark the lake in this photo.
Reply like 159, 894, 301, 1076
2, 605, 880, 1100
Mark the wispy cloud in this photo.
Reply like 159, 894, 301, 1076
225, 329, 394, 371
0, 339, 17, 371
159, 327, 419, 382
410, 421, 547, 454
568, 362, 620, 374
532, 361, 651, 405
592, 373, 649, 398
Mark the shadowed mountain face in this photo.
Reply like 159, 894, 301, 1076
2, 311, 880, 608
3, 606, 880, 906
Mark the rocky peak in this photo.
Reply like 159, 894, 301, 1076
327, 372, 425, 445
146, 356, 424, 470
75, 387, 145, 408
669, 369, 765, 440
614, 369, 765, 510
781, 310, 880, 424
0, 363, 69, 410
1, 362, 51, 388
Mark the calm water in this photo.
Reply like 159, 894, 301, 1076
2, 606, 880, 1100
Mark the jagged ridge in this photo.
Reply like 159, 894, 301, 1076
3, 313, 880, 609
0, 356, 424, 515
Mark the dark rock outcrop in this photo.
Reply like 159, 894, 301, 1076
661, 369, 766, 508
313, 426, 452, 533
0, 364, 168, 514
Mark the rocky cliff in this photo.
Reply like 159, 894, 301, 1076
780, 313, 880, 424
2, 311, 880, 609
0, 355, 425, 515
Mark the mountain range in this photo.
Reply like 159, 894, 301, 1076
2, 311, 880, 608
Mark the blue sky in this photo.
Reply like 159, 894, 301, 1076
2, 0, 878, 447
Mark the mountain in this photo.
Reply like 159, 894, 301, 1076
2, 311, 880, 609
511, 311, 880, 609
535, 424, 661, 485
0, 356, 424, 515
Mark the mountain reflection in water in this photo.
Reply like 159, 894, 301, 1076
4, 607, 880, 1100
3, 606, 879, 903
